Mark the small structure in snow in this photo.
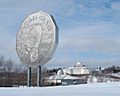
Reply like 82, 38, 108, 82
46, 62, 90, 86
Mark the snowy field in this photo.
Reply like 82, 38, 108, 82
0, 82, 120, 96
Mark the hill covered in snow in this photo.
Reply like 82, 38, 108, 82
0, 82, 120, 96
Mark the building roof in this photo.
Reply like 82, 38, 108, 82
48, 74, 79, 80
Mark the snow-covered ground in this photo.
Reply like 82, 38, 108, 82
0, 82, 120, 96
111, 72, 120, 78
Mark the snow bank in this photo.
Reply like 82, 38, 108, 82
0, 82, 120, 96
111, 72, 120, 78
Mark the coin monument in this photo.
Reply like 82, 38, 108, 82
16, 11, 58, 86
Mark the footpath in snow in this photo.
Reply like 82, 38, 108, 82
0, 82, 120, 96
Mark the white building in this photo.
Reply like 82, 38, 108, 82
60, 62, 90, 76
46, 62, 90, 85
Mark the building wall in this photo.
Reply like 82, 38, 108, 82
64, 67, 90, 75
61, 79, 87, 86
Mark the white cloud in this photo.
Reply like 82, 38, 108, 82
48, 21, 120, 68
111, 1, 120, 11
83, 58, 120, 68
60, 21, 120, 53
0, 24, 15, 59
0, 0, 120, 68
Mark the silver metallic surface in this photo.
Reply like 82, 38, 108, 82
27, 67, 32, 87
37, 66, 41, 87
16, 11, 58, 67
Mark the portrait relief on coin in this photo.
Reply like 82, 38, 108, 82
16, 11, 58, 67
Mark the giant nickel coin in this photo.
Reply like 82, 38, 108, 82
16, 11, 58, 67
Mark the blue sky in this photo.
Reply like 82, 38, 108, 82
0, 0, 120, 68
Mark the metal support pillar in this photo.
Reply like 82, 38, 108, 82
27, 67, 32, 87
37, 66, 41, 87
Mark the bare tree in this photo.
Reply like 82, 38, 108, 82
5, 59, 14, 72
0, 56, 5, 72
3, 58, 14, 86
13, 64, 27, 86
14, 63, 27, 74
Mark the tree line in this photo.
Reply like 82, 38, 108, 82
0, 56, 60, 87
0, 56, 28, 87
1, 55, 119, 87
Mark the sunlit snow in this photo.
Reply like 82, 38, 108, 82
0, 82, 120, 96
